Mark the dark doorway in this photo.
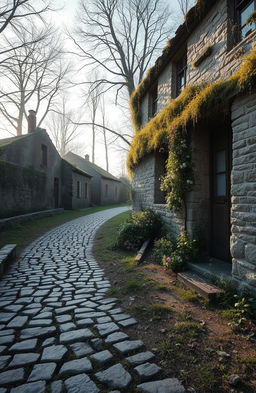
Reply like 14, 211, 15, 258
54, 177, 59, 208
210, 122, 232, 262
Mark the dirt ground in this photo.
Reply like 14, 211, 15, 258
97, 249, 256, 393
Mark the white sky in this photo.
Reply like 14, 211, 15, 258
0, 0, 186, 177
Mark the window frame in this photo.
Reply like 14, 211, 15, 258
148, 82, 158, 120
176, 53, 187, 97
235, 0, 256, 42
41, 144, 47, 167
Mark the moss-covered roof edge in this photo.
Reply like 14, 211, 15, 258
130, 0, 218, 119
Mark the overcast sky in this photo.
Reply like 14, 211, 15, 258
0, 0, 187, 176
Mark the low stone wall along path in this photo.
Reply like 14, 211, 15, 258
0, 207, 185, 393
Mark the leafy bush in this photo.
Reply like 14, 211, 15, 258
154, 231, 198, 273
162, 252, 185, 273
116, 210, 162, 251
153, 237, 175, 264
175, 231, 199, 260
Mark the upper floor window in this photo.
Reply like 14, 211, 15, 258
236, 0, 256, 40
41, 144, 47, 167
176, 53, 187, 96
148, 82, 158, 120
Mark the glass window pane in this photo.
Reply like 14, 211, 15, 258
241, 2, 254, 26
216, 173, 226, 197
241, 2, 255, 38
216, 150, 226, 173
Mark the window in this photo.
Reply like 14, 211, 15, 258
176, 54, 187, 97
148, 82, 158, 120
215, 150, 227, 197
154, 152, 168, 204
41, 144, 47, 167
105, 184, 108, 197
236, 0, 256, 40
77, 181, 81, 198
84, 182, 88, 199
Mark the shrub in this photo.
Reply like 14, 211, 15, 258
162, 252, 186, 273
153, 237, 175, 264
155, 231, 198, 273
116, 210, 162, 251
175, 231, 199, 261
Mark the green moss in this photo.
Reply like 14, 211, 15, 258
128, 48, 256, 209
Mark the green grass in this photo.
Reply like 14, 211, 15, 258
129, 303, 173, 320
93, 211, 133, 263
0, 204, 129, 254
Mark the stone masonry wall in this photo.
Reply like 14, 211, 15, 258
143, 0, 256, 121
0, 160, 47, 218
231, 94, 256, 293
132, 153, 184, 238
157, 62, 173, 112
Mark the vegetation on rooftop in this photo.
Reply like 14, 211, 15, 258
128, 48, 256, 210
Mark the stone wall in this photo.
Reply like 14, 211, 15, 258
157, 62, 173, 111
186, 126, 210, 247
72, 172, 91, 210
132, 153, 184, 237
141, 0, 256, 122
100, 179, 120, 205
0, 160, 47, 218
0, 129, 62, 210
231, 93, 256, 292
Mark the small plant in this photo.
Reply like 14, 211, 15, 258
228, 294, 256, 330
162, 252, 185, 273
176, 231, 199, 260
153, 237, 175, 264
160, 231, 198, 273
116, 209, 162, 250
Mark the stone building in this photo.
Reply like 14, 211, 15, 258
62, 159, 92, 210
0, 111, 91, 217
128, 0, 256, 292
64, 152, 121, 206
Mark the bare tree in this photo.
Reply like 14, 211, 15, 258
0, 1, 56, 59
71, 0, 174, 99
0, 0, 52, 35
0, 23, 69, 136
99, 96, 109, 171
47, 96, 81, 157
177, 0, 195, 17
87, 79, 103, 163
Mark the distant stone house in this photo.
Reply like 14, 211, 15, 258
128, 0, 256, 293
64, 152, 121, 206
62, 159, 92, 210
0, 111, 91, 217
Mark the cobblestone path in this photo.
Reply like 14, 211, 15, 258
0, 207, 185, 393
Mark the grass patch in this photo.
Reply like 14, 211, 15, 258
174, 285, 202, 303
93, 211, 133, 263
0, 204, 128, 254
129, 303, 173, 321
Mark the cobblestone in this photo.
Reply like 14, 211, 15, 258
0, 207, 185, 392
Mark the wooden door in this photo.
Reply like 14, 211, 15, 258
210, 125, 232, 262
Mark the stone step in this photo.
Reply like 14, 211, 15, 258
0, 244, 17, 276
177, 271, 224, 301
